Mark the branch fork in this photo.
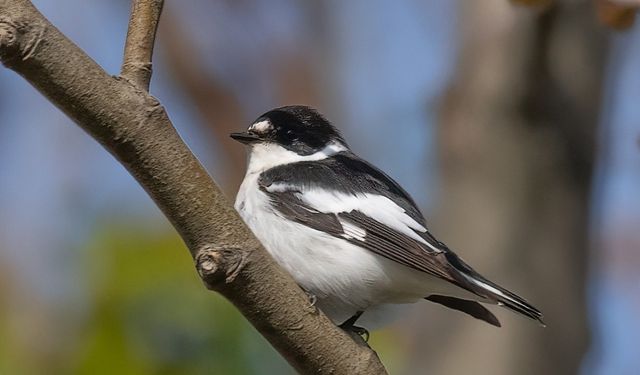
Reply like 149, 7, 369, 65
0, 0, 388, 373
120, 0, 164, 90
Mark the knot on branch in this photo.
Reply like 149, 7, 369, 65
0, 19, 19, 64
195, 244, 248, 289
0, 18, 45, 68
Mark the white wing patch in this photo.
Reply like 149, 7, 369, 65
339, 218, 367, 241
265, 182, 296, 193
296, 189, 439, 250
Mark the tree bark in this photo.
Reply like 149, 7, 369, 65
0, 1, 387, 373
405, 1, 604, 374
120, 0, 163, 90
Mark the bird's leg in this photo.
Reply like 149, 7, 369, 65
339, 311, 363, 328
339, 311, 369, 342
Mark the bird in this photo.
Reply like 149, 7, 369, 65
231, 105, 543, 332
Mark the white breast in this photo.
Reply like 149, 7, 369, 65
236, 172, 386, 304
235, 172, 444, 327
234, 144, 465, 328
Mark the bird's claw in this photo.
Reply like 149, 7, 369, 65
307, 293, 317, 307
339, 311, 369, 342
302, 288, 317, 308
350, 325, 370, 342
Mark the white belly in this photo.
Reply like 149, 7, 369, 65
235, 172, 462, 328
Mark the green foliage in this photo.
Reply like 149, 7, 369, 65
70, 224, 292, 375
0, 223, 405, 374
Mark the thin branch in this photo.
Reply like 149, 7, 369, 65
0, 1, 387, 373
121, 0, 163, 90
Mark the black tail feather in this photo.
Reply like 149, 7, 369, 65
487, 280, 545, 325
464, 274, 544, 325
426, 295, 501, 327
443, 252, 545, 325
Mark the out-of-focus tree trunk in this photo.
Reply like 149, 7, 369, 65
404, 1, 605, 374
273, 52, 319, 106
158, 13, 247, 193
158, 7, 319, 193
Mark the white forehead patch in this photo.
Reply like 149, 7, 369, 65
249, 120, 272, 134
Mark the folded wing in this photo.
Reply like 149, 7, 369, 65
258, 153, 543, 324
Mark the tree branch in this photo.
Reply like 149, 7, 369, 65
121, 0, 163, 90
0, 1, 387, 373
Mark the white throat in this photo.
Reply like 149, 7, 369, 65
245, 142, 347, 175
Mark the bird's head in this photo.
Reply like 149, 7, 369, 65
231, 105, 348, 156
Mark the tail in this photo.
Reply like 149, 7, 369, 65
445, 252, 545, 326
462, 273, 545, 326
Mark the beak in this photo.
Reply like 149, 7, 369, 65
230, 131, 261, 144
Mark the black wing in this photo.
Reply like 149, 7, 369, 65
259, 153, 545, 324
259, 153, 479, 290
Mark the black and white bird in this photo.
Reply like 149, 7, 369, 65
231, 105, 543, 331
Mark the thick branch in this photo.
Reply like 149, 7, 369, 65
0, 1, 387, 373
121, 0, 163, 90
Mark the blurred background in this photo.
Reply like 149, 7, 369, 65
1, 0, 639, 374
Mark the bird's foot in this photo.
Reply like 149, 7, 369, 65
301, 288, 318, 308
348, 325, 370, 343
339, 311, 369, 342
307, 293, 317, 308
